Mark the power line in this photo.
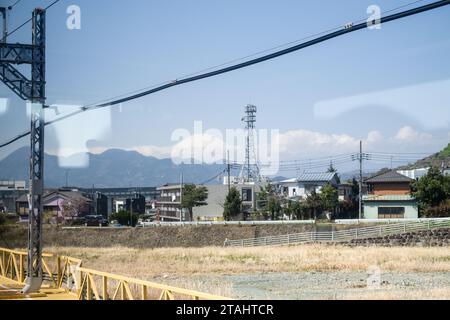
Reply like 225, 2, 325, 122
6, 0, 61, 38
1, 0, 449, 149
8, 0, 23, 10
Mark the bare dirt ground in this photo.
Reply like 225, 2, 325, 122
42, 244, 450, 300
162, 271, 450, 300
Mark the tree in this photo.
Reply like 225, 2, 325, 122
290, 201, 308, 220
350, 178, 359, 200
411, 167, 450, 211
223, 187, 242, 221
327, 163, 341, 184
320, 184, 339, 215
257, 183, 283, 220
181, 184, 208, 221
61, 198, 89, 225
111, 210, 138, 227
268, 197, 282, 220
305, 191, 322, 219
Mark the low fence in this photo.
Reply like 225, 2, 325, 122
334, 217, 450, 224
136, 220, 315, 227
0, 248, 230, 300
223, 218, 450, 247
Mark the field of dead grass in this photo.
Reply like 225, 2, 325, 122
43, 244, 450, 276
25, 244, 449, 299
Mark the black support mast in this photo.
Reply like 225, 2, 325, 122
0, 7, 46, 293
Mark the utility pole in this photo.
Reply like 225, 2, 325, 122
359, 141, 363, 220
227, 150, 231, 192
180, 172, 184, 221
0, 8, 46, 294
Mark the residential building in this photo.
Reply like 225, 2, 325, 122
0, 180, 26, 190
338, 183, 354, 202
277, 172, 339, 199
80, 186, 158, 216
363, 171, 418, 219
0, 180, 28, 214
125, 194, 146, 215
397, 168, 429, 180
16, 189, 93, 222
156, 184, 183, 221
193, 183, 263, 221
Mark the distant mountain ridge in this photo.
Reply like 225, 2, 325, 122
0, 147, 227, 188
398, 143, 450, 170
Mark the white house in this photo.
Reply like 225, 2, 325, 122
277, 172, 339, 199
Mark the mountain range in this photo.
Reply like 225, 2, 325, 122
0, 147, 228, 188
1, 143, 448, 188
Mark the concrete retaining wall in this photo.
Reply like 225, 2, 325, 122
0, 224, 318, 248
343, 228, 450, 247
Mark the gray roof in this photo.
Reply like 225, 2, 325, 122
297, 172, 337, 183
365, 170, 413, 183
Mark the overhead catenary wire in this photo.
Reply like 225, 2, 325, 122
8, 0, 23, 10
5, 0, 61, 38
1, 0, 449, 149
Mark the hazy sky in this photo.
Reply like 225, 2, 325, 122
0, 0, 449, 174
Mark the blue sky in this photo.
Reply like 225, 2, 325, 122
0, 0, 449, 173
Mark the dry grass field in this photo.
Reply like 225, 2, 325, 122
38, 244, 450, 300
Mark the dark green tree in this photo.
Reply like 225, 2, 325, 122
181, 184, 208, 221
411, 167, 450, 210
291, 201, 307, 220
327, 163, 341, 184
268, 197, 282, 220
223, 187, 242, 221
110, 210, 138, 227
320, 184, 339, 214
306, 191, 322, 219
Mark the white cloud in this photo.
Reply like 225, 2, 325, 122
278, 129, 360, 159
367, 131, 383, 143
394, 126, 432, 142
127, 145, 172, 159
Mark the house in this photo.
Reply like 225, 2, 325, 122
277, 172, 339, 199
16, 189, 92, 222
338, 183, 354, 202
363, 170, 418, 219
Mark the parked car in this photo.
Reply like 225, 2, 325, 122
84, 215, 108, 227
110, 220, 124, 228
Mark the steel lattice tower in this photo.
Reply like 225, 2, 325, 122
0, 8, 46, 293
239, 104, 261, 183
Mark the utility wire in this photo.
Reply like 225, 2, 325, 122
8, 0, 23, 10
1, 0, 449, 149
6, 0, 61, 38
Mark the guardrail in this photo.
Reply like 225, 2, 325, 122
0, 248, 230, 300
76, 267, 231, 300
0, 248, 56, 285
223, 218, 450, 247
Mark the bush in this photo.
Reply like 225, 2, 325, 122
110, 210, 138, 227
0, 213, 5, 225
422, 201, 450, 218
